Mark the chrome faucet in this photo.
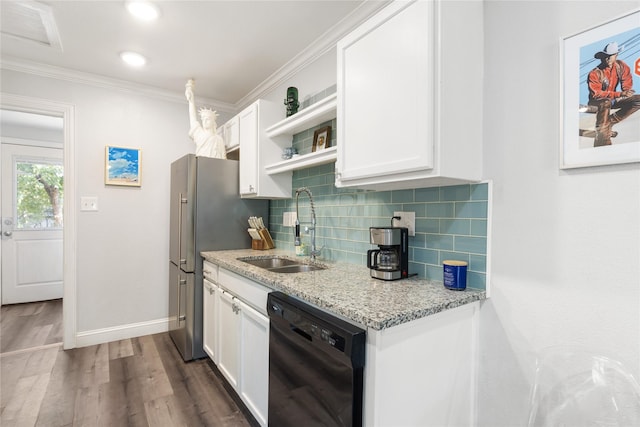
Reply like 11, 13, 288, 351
295, 187, 320, 259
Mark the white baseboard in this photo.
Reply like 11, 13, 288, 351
75, 317, 170, 348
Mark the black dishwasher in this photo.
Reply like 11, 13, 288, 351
267, 291, 366, 427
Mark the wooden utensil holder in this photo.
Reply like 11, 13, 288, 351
252, 239, 266, 250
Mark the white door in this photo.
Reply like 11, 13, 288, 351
1, 143, 63, 304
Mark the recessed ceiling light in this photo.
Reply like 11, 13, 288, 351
120, 51, 147, 67
126, 1, 160, 21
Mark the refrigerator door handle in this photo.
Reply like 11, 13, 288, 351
178, 278, 187, 322
178, 193, 188, 265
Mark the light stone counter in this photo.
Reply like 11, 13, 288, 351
201, 248, 485, 331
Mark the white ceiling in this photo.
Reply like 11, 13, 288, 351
1, 0, 388, 111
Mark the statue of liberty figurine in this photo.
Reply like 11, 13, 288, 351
185, 79, 226, 158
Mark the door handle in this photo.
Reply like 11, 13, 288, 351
178, 278, 187, 324
2, 218, 14, 237
178, 193, 184, 264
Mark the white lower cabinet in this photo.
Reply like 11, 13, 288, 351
203, 261, 478, 426
238, 300, 269, 427
202, 279, 219, 363
217, 289, 241, 390
202, 266, 269, 427
364, 301, 480, 426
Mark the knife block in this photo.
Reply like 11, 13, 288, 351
258, 229, 275, 249
252, 239, 266, 250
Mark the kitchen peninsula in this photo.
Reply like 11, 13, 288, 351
202, 249, 485, 426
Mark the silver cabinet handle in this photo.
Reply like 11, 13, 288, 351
3, 231, 12, 237
204, 282, 213, 295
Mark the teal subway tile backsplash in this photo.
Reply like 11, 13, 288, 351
454, 236, 487, 254
441, 185, 471, 201
267, 120, 489, 290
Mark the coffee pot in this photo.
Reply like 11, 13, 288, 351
368, 248, 399, 270
367, 226, 409, 281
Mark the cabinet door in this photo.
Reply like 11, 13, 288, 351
217, 290, 240, 390
202, 279, 218, 362
336, 0, 434, 186
239, 103, 258, 196
239, 301, 269, 427
224, 115, 240, 152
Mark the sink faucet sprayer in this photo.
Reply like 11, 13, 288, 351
295, 187, 320, 259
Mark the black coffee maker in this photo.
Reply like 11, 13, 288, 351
367, 226, 409, 280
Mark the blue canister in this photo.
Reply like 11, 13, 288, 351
443, 260, 468, 291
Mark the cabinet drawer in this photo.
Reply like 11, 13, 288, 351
203, 261, 218, 282
218, 267, 270, 315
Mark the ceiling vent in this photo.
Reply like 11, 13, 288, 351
1, 0, 62, 50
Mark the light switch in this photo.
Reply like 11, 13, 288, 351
81, 197, 98, 211
283, 211, 297, 227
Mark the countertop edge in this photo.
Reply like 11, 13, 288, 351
202, 249, 486, 331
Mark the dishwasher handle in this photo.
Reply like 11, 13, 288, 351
291, 325, 312, 342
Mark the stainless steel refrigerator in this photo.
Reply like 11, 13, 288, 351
169, 154, 268, 361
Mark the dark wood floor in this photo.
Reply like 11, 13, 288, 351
0, 301, 254, 427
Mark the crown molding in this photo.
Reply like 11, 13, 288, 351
235, 0, 391, 110
2, 1, 390, 115
0, 56, 237, 114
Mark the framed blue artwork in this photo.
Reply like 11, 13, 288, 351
105, 146, 141, 186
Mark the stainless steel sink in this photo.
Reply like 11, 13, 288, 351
268, 264, 325, 273
240, 257, 300, 269
238, 256, 326, 273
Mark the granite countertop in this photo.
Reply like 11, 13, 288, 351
201, 249, 486, 331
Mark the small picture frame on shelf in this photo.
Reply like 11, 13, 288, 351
312, 126, 332, 152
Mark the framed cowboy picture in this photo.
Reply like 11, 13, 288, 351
560, 10, 640, 168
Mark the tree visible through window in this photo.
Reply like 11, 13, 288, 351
16, 161, 64, 229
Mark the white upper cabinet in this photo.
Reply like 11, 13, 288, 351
336, 0, 483, 190
238, 100, 291, 199
223, 114, 240, 153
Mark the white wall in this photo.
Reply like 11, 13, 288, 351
1, 69, 196, 337
0, 112, 64, 144
0, 17, 337, 344
480, 1, 640, 425
260, 47, 339, 106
